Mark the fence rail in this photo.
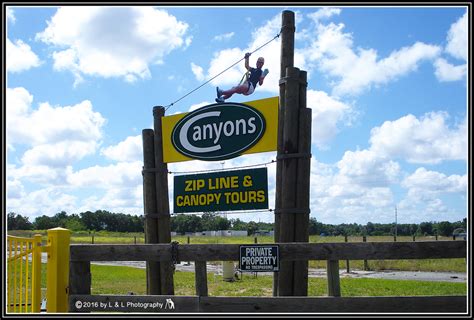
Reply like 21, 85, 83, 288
69, 240, 467, 313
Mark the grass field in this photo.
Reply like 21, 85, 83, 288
88, 264, 466, 297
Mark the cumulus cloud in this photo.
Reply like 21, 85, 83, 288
307, 90, 356, 148
446, 11, 467, 61
36, 7, 191, 84
101, 135, 143, 162
369, 112, 467, 164
402, 167, 467, 195
6, 87, 106, 185
309, 157, 397, 224
305, 21, 441, 97
6, 187, 77, 219
307, 7, 341, 22
190, 62, 205, 82
6, 38, 41, 73
434, 58, 467, 82
68, 161, 142, 188
7, 88, 105, 148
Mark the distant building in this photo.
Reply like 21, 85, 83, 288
195, 230, 248, 237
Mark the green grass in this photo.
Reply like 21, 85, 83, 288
88, 264, 466, 297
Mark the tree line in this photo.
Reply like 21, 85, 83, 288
7, 211, 466, 237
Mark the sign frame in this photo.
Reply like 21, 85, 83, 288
239, 244, 280, 272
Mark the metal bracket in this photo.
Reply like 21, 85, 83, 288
276, 153, 312, 161
279, 77, 308, 87
144, 213, 171, 218
273, 208, 310, 215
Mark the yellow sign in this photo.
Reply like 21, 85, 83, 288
162, 96, 278, 163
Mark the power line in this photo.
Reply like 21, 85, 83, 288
164, 31, 281, 111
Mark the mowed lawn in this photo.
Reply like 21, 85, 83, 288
88, 264, 466, 297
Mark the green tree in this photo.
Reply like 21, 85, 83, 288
7, 212, 33, 230
34, 215, 56, 230
435, 221, 454, 237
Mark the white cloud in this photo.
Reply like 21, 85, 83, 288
213, 32, 235, 42
307, 90, 356, 148
79, 185, 142, 215
36, 7, 190, 84
446, 11, 467, 61
7, 7, 16, 23
6, 187, 77, 219
369, 112, 467, 164
402, 167, 467, 195
306, 22, 441, 97
307, 7, 341, 22
22, 142, 98, 168
337, 149, 400, 187
309, 157, 397, 224
7, 88, 106, 148
68, 161, 142, 188
6, 38, 41, 73
101, 135, 143, 162
434, 58, 466, 82
190, 62, 205, 82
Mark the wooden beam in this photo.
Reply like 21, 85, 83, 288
198, 296, 466, 313
70, 241, 466, 262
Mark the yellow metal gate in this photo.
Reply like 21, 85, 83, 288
7, 228, 70, 313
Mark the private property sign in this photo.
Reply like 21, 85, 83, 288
239, 245, 279, 272
173, 168, 268, 213
162, 97, 278, 163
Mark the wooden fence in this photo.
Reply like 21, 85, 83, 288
69, 241, 466, 313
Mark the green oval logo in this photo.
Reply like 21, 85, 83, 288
172, 103, 266, 161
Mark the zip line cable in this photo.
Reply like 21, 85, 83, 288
169, 159, 276, 175
164, 30, 281, 111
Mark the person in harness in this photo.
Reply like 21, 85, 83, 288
215, 52, 269, 103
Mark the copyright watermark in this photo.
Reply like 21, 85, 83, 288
73, 298, 175, 311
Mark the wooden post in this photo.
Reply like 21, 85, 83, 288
277, 66, 300, 296
327, 260, 341, 297
153, 106, 174, 295
275, 10, 310, 297
363, 236, 368, 271
413, 235, 416, 242
195, 261, 208, 297
345, 235, 350, 273
293, 70, 310, 296
142, 128, 161, 295
274, 10, 295, 296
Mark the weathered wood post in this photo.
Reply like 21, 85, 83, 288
275, 10, 311, 296
153, 106, 174, 295
142, 128, 161, 294
274, 9, 295, 296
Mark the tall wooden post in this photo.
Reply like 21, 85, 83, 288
275, 10, 311, 296
274, 9, 295, 297
153, 106, 174, 295
293, 69, 310, 296
142, 128, 161, 295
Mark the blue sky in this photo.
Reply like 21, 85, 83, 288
5, 5, 468, 225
